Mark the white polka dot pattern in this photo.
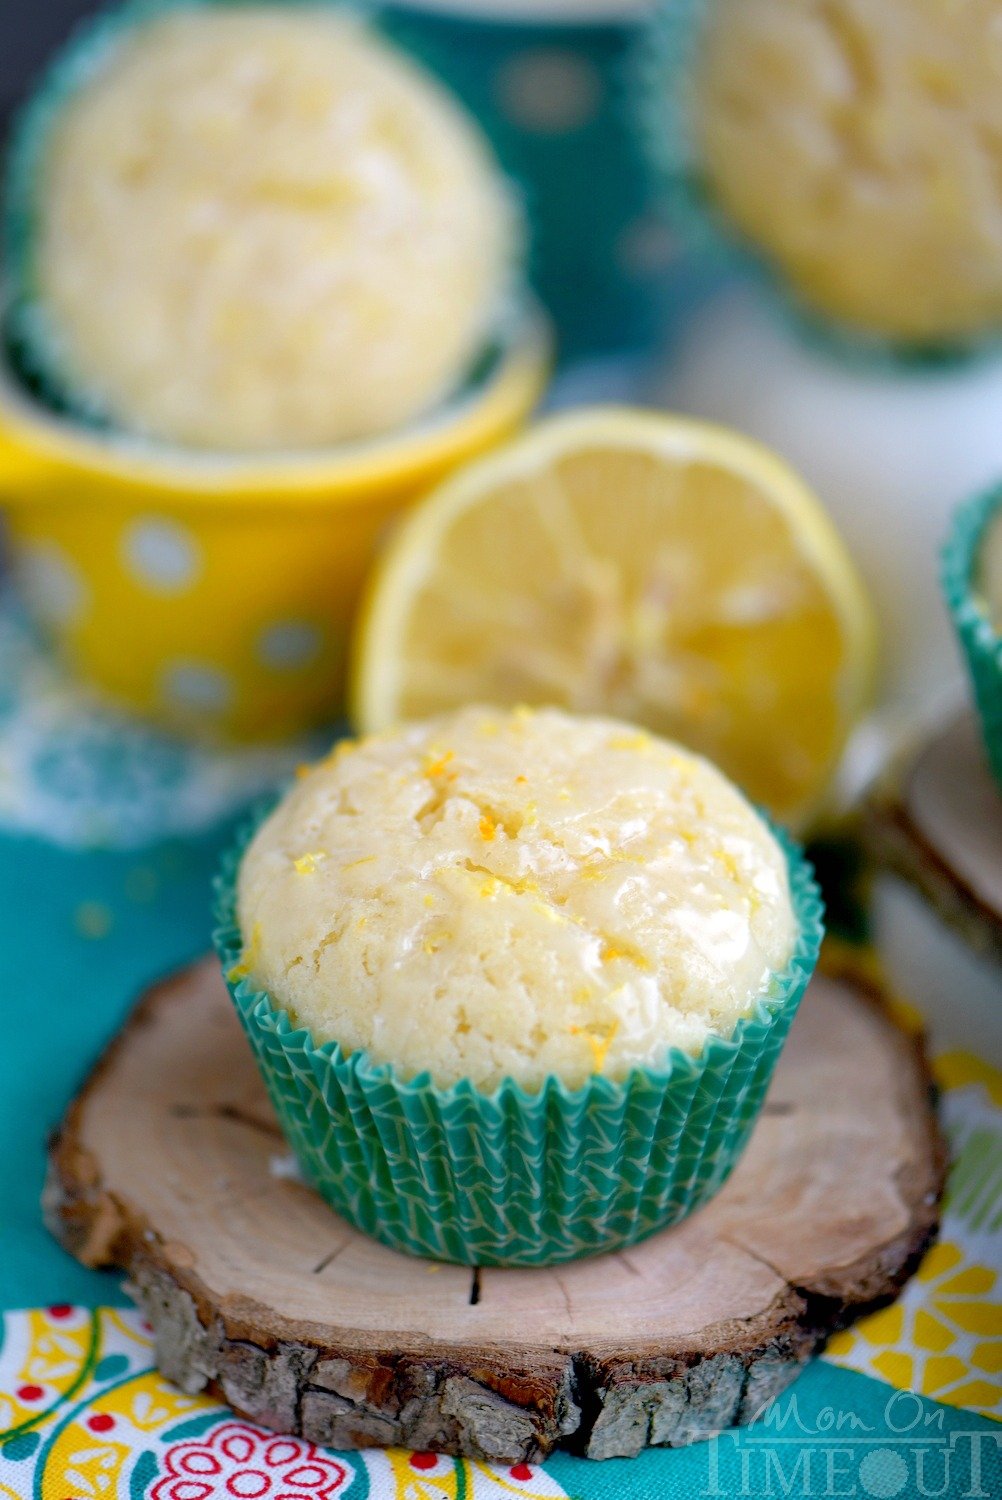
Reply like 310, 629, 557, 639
15, 541, 87, 625
257, 621, 323, 671
161, 661, 233, 714
123, 519, 200, 593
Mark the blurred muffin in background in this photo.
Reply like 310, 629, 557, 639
5, 3, 519, 451
653, 0, 1002, 349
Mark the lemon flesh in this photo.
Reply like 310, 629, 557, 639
352, 408, 876, 828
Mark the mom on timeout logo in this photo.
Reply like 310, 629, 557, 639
697, 1389, 1001, 1498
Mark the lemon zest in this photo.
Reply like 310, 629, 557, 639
423, 748, 455, 778
714, 847, 742, 881
608, 732, 651, 752
601, 940, 651, 970
228, 921, 262, 983
293, 850, 327, 875
571, 1019, 620, 1072
533, 901, 563, 924
325, 738, 356, 765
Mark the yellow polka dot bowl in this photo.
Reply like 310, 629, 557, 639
0, 308, 548, 742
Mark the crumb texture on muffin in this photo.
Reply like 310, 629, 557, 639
694, 0, 1002, 342
236, 706, 797, 1090
29, 6, 513, 450
978, 507, 1002, 633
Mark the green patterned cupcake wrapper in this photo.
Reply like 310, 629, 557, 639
942, 485, 1002, 790
213, 813, 823, 1267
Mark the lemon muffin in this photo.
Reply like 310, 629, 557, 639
7, 4, 515, 451
943, 487, 1002, 788
236, 706, 798, 1090
217, 706, 822, 1264
655, 0, 1002, 347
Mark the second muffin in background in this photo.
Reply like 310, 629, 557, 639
217, 706, 823, 1264
7, 3, 517, 452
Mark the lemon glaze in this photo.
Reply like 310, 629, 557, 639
236, 706, 797, 1090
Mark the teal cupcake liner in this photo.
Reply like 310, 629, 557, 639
212, 807, 823, 1267
2, 0, 527, 440
636, 0, 994, 368
942, 485, 1002, 790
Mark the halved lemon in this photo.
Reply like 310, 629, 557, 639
351, 406, 876, 827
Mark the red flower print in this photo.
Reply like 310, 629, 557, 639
149, 1421, 351, 1500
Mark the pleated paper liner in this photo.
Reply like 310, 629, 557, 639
213, 806, 823, 1267
942, 484, 1002, 791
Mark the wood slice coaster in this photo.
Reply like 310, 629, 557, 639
45, 956, 944, 1463
864, 709, 1002, 964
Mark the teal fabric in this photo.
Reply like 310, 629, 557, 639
546, 1363, 1002, 1497
381, 5, 683, 362
0, 825, 233, 1309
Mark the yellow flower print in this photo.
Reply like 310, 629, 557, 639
827, 1240, 1001, 1418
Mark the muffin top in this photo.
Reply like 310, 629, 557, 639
693, 0, 1002, 344
235, 707, 797, 1090
977, 506, 1002, 634
24, 6, 513, 451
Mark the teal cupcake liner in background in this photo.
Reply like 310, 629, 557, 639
942, 485, 1002, 791
213, 809, 823, 1267
637, 0, 993, 369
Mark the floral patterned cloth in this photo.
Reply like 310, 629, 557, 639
827, 1052, 1002, 1422
0, 1306, 573, 1499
